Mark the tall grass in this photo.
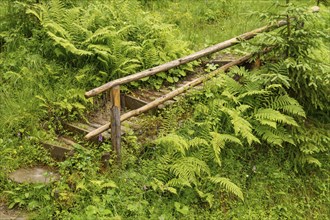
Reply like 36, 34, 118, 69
142, 0, 274, 49
142, 0, 322, 49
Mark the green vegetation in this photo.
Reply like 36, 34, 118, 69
1, 0, 329, 219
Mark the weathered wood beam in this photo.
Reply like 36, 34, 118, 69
85, 21, 286, 98
110, 86, 121, 163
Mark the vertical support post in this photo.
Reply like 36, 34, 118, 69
285, 0, 291, 58
110, 86, 121, 164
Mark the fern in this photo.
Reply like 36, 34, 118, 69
254, 108, 298, 127
156, 134, 190, 156
254, 125, 294, 147
169, 157, 210, 184
26, 0, 192, 86
209, 176, 244, 201
221, 106, 260, 145
269, 95, 306, 117
210, 132, 242, 166
166, 177, 192, 188
153, 133, 245, 201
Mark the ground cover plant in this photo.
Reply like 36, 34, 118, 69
0, 0, 329, 219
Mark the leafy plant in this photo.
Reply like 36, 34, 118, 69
26, 0, 194, 89
247, 2, 330, 113
150, 133, 244, 206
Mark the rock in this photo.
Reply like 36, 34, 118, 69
311, 6, 320, 13
0, 203, 28, 220
8, 166, 59, 184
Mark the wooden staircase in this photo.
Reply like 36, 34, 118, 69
40, 21, 287, 162
40, 53, 238, 161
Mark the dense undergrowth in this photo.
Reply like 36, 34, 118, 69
0, 0, 329, 219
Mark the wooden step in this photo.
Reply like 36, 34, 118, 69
121, 94, 148, 110
63, 119, 133, 141
41, 137, 75, 161
64, 122, 111, 140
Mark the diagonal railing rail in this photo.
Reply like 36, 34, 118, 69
84, 21, 287, 162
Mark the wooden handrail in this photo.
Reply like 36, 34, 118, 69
84, 20, 286, 98
84, 21, 287, 163
84, 53, 253, 140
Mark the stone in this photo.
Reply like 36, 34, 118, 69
8, 166, 59, 184
0, 203, 28, 220
311, 6, 320, 13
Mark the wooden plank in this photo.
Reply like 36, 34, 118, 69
121, 94, 149, 110
85, 21, 286, 98
110, 86, 121, 163
41, 140, 74, 161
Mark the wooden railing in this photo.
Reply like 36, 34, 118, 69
84, 21, 286, 162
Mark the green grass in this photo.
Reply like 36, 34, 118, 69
142, 0, 321, 49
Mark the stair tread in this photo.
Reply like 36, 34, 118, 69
42, 138, 74, 149
41, 137, 75, 161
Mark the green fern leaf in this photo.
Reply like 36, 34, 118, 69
209, 176, 244, 201
236, 104, 251, 113
254, 125, 294, 146
210, 132, 242, 166
169, 157, 210, 184
47, 32, 92, 56
238, 90, 269, 100
189, 137, 209, 148
254, 108, 298, 127
166, 178, 191, 188
270, 95, 306, 117
156, 134, 190, 156
222, 107, 260, 145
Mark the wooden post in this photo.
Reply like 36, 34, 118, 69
110, 86, 121, 163
286, 0, 291, 58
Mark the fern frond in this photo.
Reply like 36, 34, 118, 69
297, 155, 322, 168
221, 107, 260, 145
257, 119, 277, 128
169, 157, 210, 184
237, 89, 269, 100
209, 176, 244, 201
26, 8, 43, 22
220, 75, 242, 94
304, 156, 322, 167
166, 178, 192, 188
83, 27, 116, 45
189, 137, 209, 148
47, 32, 93, 56
156, 134, 189, 156
210, 132, 242, 166
270, 95, 306, 117
48, 0, 66, 22
236, 104, 251, 114
221, 90, 239, 104
153, 155, 173, 182
254, 108, 298, 126
45, 22, 72, 39
254, 125, 294, 146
